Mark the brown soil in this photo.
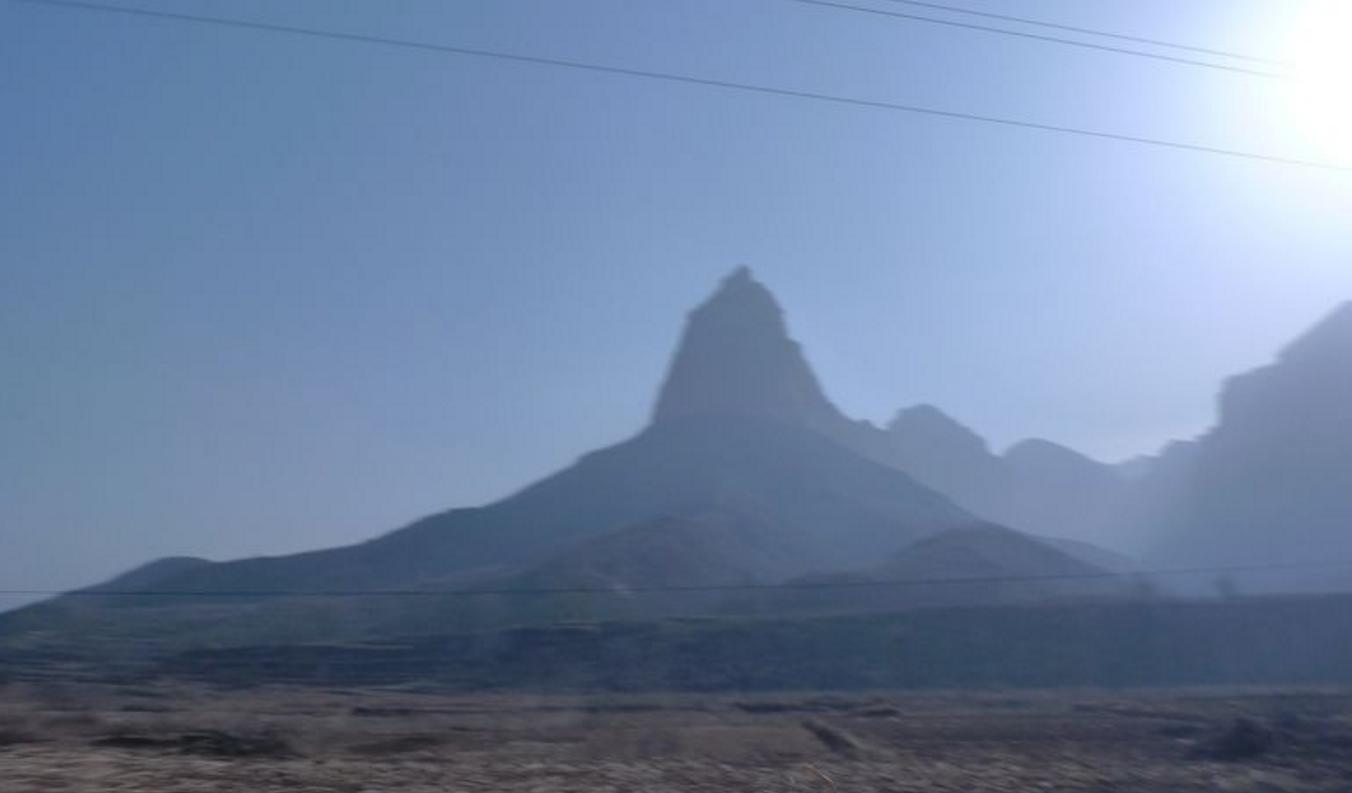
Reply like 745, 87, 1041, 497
3, 682, 1352, 791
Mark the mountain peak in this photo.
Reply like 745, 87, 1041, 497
723, 264, 756, 287
697, 266, 782, 326
886, 405, 984, 437
1004, 438, 1104, 469
887, 405, 988, 451
888, 403, 948, 427
651, 269, 847, 432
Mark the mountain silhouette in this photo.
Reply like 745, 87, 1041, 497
846, 406, 1132, 553
1002, 439, 1128, 549
9, 269, 1078, 646
1149, 302, 1352, 590
650, 269, 1134, 552
873, 405, 1013, 522
653, 266, 853, 434
8, 271, 1352, 689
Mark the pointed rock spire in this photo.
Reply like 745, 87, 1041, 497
651, 267, 848, 432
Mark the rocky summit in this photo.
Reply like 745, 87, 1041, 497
651, 266, 855, 435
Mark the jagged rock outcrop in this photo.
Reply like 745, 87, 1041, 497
652, 266, 856, 436
1149, 302, 1352, 590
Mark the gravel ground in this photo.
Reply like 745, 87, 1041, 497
3, 684, 1352, 792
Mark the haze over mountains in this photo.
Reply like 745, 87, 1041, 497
4, 269, 1351, 649
650, 268, 1136, 550
1145, 302, 1352, 589
655, 269, 1352, 593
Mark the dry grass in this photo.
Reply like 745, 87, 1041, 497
2, 682, 1352, 791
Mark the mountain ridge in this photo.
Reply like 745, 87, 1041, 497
20, 268, 1351, 649
1147, 300, 1352, 589
648, 268, 1136, 550
1, 268, 1117, 647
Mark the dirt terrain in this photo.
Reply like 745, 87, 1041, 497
3, 683, 1352, 792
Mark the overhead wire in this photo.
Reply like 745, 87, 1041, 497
5, 559, 1351, 599
875, 0, 1286, 66
785, 0, 1287, 80
10, 0, 1347, 172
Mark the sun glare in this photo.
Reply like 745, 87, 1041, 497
1280, 1, 1352, 165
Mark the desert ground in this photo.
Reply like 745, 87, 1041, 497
3, 682, 1352, 792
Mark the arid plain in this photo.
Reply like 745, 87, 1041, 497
4, 683, 1352, 792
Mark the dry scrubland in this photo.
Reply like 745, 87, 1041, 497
3, 683, 1352, 792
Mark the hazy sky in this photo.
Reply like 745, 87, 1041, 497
4, 0, 1352, 604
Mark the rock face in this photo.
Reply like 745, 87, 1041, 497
1150, 303, 1352, 590
652, 267, 858, 439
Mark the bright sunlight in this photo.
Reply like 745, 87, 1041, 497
1280, 0, 1352, 165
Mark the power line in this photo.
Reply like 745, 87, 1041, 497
877, 0, 1285, 66
6, 560, 1351, 599
11, 0, 1347, 173
786, 0, 1287, 80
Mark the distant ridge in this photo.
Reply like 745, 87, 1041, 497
651, 268, 1134, 551
1148, 301, 1352, 589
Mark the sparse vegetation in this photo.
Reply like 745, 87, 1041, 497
3, 683, 1352, 791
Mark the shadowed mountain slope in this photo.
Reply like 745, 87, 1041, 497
763, 523, 1120, 615
85, 556, 212, 592
1150, 302, 1352, 590
516, 509, 802, 590
121, 415, 973, 600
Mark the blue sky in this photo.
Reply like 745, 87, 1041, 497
3, 0, 1351, 602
